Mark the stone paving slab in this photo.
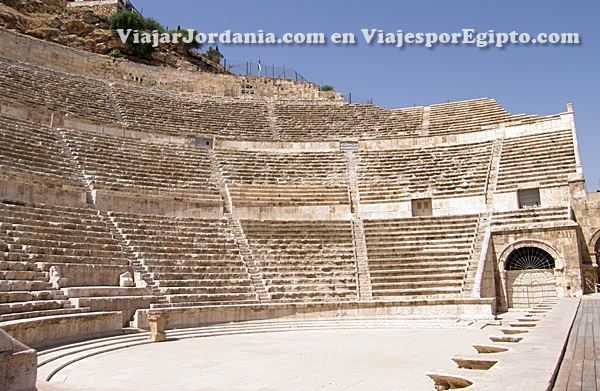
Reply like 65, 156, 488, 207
41, 326, 491, 390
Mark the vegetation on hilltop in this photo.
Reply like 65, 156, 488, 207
0, 0, 226, 72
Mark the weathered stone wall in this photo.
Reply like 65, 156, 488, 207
491, 225, 583, 311
66, 0, 120, 16
0, 29, 337, 100
0, 329, 36, 391
570, 180, 600, 264
132, 299, 496, 329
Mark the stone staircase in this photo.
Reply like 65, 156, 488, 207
207, 148, 269, 301
105, 83, 124, 123
352, 219, 372, 300
418, 106, 430, 136
56, 128, 96, 206
0, 226, 82, 323
266, 100, 280, 139
345, 150, 372, 300
462, 213, 491, 296
100, 211, 168, 307
206, 149, 232, 213
485, 138, 503, 208
226, 215, 270, 301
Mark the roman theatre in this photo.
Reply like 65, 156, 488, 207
0, 10, 599, 391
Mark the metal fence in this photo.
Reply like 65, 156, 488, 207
341, 93, 374, 105
224, 60, 310, 83
221, 59, 376, 105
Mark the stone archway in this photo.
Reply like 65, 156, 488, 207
504, 246, 557, 308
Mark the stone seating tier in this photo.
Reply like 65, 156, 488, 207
357, 142, 493, 203
0, 57, 551, 141
216, 149, 350, 206
63, 129, 221, 204
272, 102, 422, 140
0, 114, 83, 188
0, 201, 132, 289
241, 220, 358, 302
109, 212, 258, 307
363, 215, 479, 299
111, 84, 271, 139
491, 207, 570, 228
496, 130, 576, 191
0, 57, 118, 124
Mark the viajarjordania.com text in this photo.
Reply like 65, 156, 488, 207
117, 28, 581, 48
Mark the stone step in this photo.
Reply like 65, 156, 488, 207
0, 279, 53, 291
155, 279, 252, 288
161, 286, 253, 295
166, 292, 257, 304
372, 287, 461, 297
371, 279, 463, 290
0, 290, 66, 303
0, 260, 39, 272
62, 286, 153, 298
0, 306, 89, 323
0, 270, 47, 281
0, 299, 68, 315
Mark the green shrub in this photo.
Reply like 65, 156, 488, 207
110, 49, 122, 58
204, 46, 223, 63
109, 11, 146, 32
170, 29, 202, 50
110, 11, 160, 59
320, 85, 335, 92
144, 17, 165, 33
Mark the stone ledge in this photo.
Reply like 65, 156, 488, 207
0, 311, 123, 349
133, 298, 496, 330
0, 328, 36, 391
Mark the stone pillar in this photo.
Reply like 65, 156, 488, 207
148, 313, 167, 342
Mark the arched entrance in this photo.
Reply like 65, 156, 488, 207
505, 247, 556, 308
595, 239, 600, 264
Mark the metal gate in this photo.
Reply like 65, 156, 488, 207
506, 269, 556, 308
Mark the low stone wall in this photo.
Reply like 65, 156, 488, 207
0, 29, 333, 101
0, 174, 87, 208
0, 328, 36, 391
494, 186, 571, 212
0, 311, 122, 349
36, 263, 133, 287
92, 189, 223, 218
359, 195, 486, 220
70, 297, 155, 327
232, 204, 352, 221
132, 299, 496, 330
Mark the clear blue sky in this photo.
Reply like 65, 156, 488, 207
135, 0, 599, 191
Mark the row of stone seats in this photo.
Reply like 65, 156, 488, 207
108, 212, 258, 307
496, 130, 577, 191
62, 129, 222, 205
427, 98, 536, 136
0, 56, 549, 142
0, 200, 131, 287
363, 214, 479, 299
0, 200, 97, 323
111, 84, 272, 139
271, 101, 422, 140
0, 257, 82, 323
356, 141, 493, 203
491, 207, 570, 229
0, 114, 83, 187
0, 57, 118, 124
215, 149, 350, 206
241, 220, 358, 302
